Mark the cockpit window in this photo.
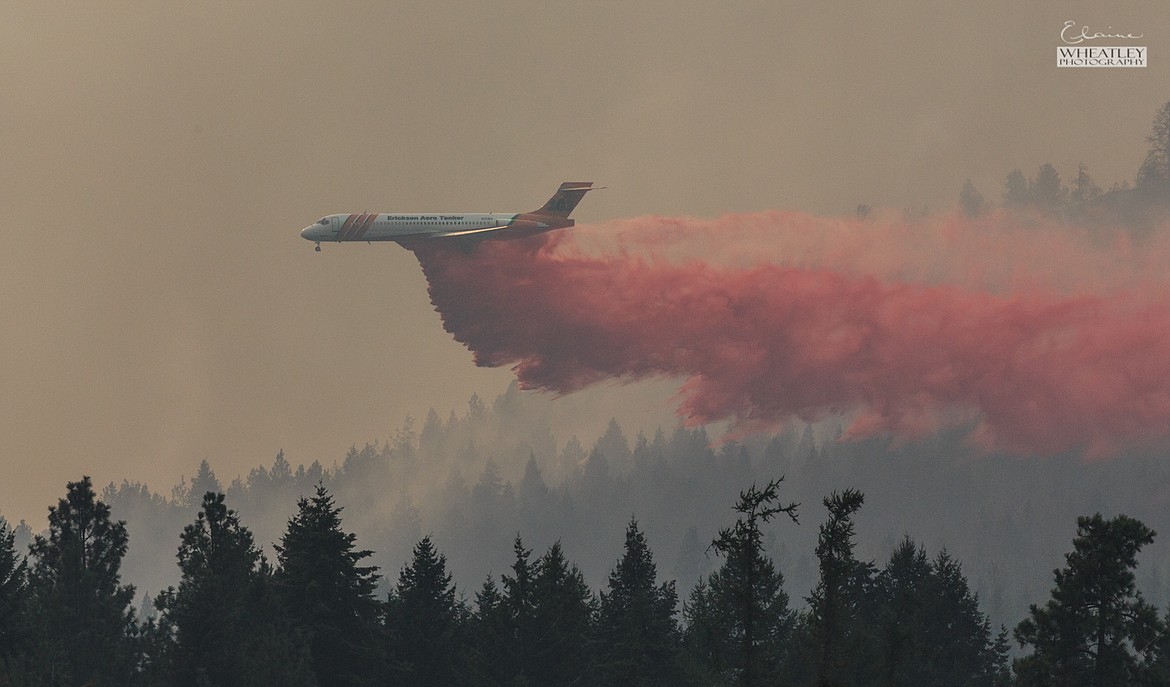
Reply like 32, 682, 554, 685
317, 218, 329, 225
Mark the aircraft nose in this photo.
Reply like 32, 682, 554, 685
301, 226, 315, 240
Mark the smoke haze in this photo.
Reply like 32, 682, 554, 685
2, 1, 1169, 523
5, 4, 1170, 651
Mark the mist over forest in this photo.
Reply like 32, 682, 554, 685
9, 373, 1168, 637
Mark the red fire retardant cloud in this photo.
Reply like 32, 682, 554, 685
409, 225, 1170, 457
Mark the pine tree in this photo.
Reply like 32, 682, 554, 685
682, 577, 733, 685
189, 459, 222, 505
595, 418, 631, 465
519, 454, 550, 502
26, 476, 139, 686
0, 517, 29, 680
597, 519, 680, 686
419, 407, 445, 455
959, 179, 987, 217
1144, 609, 1170, 685
387, 535, 464, 687
1004, 169, 1031, 207
1015, 513, 1163, 687
874, 538, 931, 686
807, 489, 876, 687
468, 392, 486, 420
1071, 162, 1101, 206
156, 491, 313, 686
1031, 163, 1064, 208
530, 541, 596, 686
276, 485, 382, 687
875, 538, 1003, 687
500, 536, 539, 683
466, 577, 513, 686
693, 478, 798, 686
1136, 101, 1170, 196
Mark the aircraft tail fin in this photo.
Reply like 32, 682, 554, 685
531, 181, 602, 218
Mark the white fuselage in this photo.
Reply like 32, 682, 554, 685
301, 181, 597, 248
301, 212, 549, 244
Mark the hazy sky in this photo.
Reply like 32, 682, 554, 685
1, 1, 1167, 523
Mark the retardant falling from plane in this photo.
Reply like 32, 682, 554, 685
408, 211, 1170, 457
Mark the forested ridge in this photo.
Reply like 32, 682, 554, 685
6, 381, 1168, 637
4, 381, 1170, 684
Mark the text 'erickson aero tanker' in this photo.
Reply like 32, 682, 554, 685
300, 182, 602, 251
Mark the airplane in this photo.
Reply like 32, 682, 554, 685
300, 181, 602, 251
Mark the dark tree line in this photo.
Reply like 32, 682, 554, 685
83, 383, 1170, 640
5, 475, 1170, 685
957, 100, 1170, 222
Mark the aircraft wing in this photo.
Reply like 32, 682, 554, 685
430, 225, 509, 239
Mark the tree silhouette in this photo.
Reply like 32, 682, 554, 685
156, 491, 312, 686
1137, 101, 1170, 196
597, 519, 680, 686
1031, 164, 1064, 208
959, 179, 987, 217
467, 577, 513, 686
530, 541, 596, 686
26, 476, 138, 686
0, 518, 29, 681
1015, 513, 1163, 686
276, 484, 382, 686
875, 538, 1007, 687
387, 535, 464, 687
499, 536, 540, 682
1071, 163, 1101, 206
189, 459, 222, 505
694, 478, 798, 686
1003, 169, 1030, 207
808, 489, 875, 687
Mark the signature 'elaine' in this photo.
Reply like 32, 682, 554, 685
1062, 20, 1144, 45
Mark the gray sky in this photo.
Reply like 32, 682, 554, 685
1, 1, 1167, 523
